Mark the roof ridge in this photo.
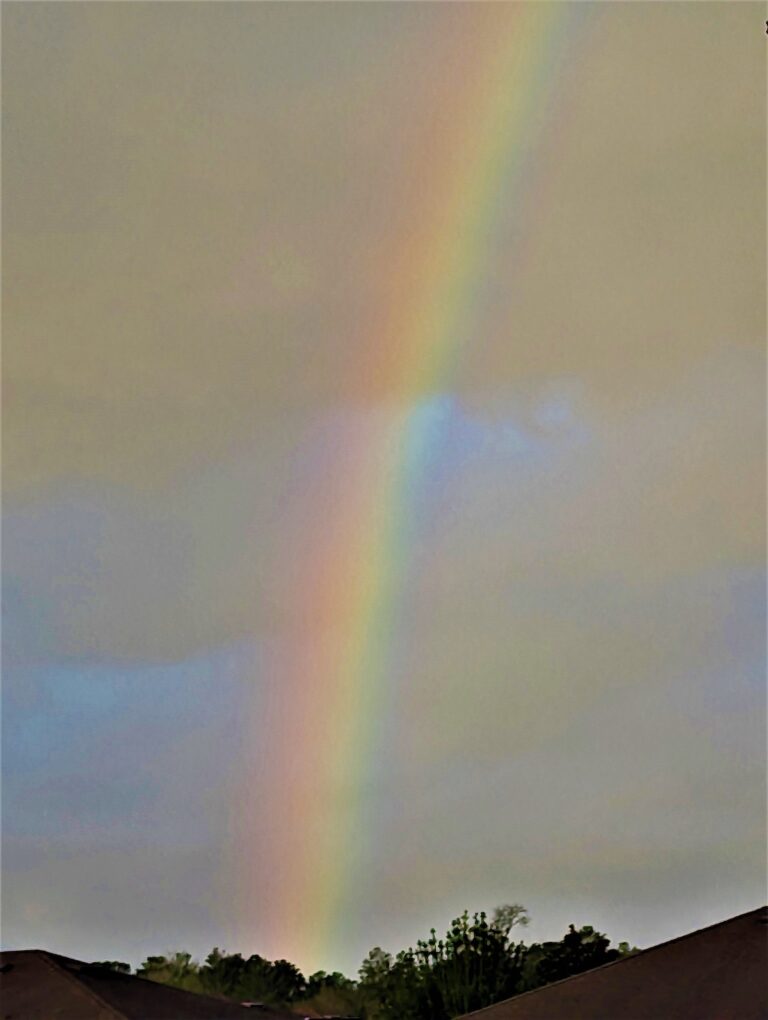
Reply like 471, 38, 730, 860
37, 950, 128, 1020
461, 905, 768, 1017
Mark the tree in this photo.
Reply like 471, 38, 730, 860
358, 946, 426, 1020
491, 904, 530, 934
136, 954, 168, 977
199, 949, 248, 999
136, 952, 204, 994
198, 949, 308, 1005
90, 960, 131, 974
295, 970, 362, 1017
127, 906, 633, 1017
359, 909, 529, 1020
266, 958, 307, 1003
528, 924, 621, 987
415, 911, 527, 1018
306, 969, 356, 996
358, 947, 395, 1019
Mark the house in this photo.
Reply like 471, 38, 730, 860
0, 949, 297, 1019
458, 905, 768, 1020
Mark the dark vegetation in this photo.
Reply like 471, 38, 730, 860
89, 960, 132, 974
97, 904, 636, 1018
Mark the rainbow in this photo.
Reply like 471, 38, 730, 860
233, 3, 589, 973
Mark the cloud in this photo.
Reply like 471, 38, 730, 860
2, 0, 764, 975
2, 650, 255, 961
4, 3, 763, 498
3, 347, 762, 678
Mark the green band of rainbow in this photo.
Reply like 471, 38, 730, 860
233, 2, 589, 972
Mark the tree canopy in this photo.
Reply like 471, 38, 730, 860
133, 905, 635, 1018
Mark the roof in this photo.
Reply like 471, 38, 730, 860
459, 906, 768, 1020
0, 949, 296, 1020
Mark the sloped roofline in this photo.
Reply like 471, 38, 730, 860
34, 949, 127, 1019
461, 905, 768, 1018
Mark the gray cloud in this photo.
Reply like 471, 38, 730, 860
2, 0, 764, 977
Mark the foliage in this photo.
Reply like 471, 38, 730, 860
90, 960, 131, 973
134, 905, 633, 1019
357, 947, 394, 1018
358, 911, 527, 1020
491, 904, 530, 933
197, 948, 247, 999
523, 924, 621, 989
136, 952, 205, 995
294, 971, 362, 1017
138, 947, 314, 1006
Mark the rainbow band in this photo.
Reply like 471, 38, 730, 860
236, 3, 588, 972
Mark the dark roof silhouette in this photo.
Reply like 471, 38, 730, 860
0, 949, 296, 1019
459, 906, 768, 1020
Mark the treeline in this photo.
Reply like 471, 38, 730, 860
93, 904, 636, 1018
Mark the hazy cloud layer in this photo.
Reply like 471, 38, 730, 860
3, 1, 765, 975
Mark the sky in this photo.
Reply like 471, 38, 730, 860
2, 1, 766, 979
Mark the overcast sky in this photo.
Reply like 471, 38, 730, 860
3, 1, 765, 977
